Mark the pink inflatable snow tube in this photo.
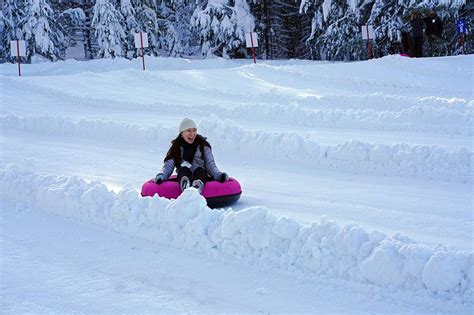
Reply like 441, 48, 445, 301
141, 176, 242, 208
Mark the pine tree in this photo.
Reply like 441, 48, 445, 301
300, 0, 325, 59
57, 6, 87, 57
191, 0, 255, 58
247, 0, 267, 58
22, 0, 67, 61
121, 0, 140, 58
365, 0, 399, 58
300, 0, 469, 60
301, 0, 366, 60
1, 0, 25, 62
92, 0, 126, 58
265, 0, 310, 59
172, 1, 199, 56
3, 0, 469, 62
133, 0, 161, 56
156, 0, 198, 57
191, 0, 233, 57
0, 11, 6, 62
233, 0, 256, 57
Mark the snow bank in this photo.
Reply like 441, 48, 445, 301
251, 97, 473, 136
0, 113, 177, 146
0, 56, 243, 76
2, 113, 472, 183
168, 93, 472, 136
1, 55, 471, 78
2, 78, 471, 137
1, 165, 472, 304
2, 56, 472, 137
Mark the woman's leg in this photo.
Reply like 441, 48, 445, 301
177, 167, 192, 191
191, 167, 207, 193
192, 167, 207, 184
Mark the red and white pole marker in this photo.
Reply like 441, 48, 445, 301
134, 32, 149, 71
366, 25, 372, 60
140, 32, 145, 70
250, 32, 256, 64
245, 32, 259, 64
361, 25, 375, 60
16, 40, 21, 76
10, 40, 26, 77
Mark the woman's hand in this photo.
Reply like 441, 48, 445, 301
155, 173, 164, 184
217, 172, 229, 183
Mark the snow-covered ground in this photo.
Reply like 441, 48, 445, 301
1, 55, 473, 313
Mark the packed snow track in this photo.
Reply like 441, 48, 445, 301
1, 55, 472, 313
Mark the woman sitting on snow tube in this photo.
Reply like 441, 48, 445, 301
141, 117, 241, 208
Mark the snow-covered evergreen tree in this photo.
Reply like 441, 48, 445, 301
58, 6, 86, 29
156, 0, 198, 57
1, 0, 26, 61
301, 0, 470, 60
2, 0, 469, 62
264, 0, 311, 59
120, 0, 140, 58
365, 0, 404, 58
0, 11, 6, 61
133, 0, 161, 56
92, 0, 126, 58
302, 0, 366, 60
57, 7, 87, 57
21, 0, 66, 61
233, 0, 256, 57
191, 0, 255, 58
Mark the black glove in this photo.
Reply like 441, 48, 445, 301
217, 172, 229, 183
155, 173, 164, 184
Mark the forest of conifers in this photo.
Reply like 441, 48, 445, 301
1, 0, 472, 63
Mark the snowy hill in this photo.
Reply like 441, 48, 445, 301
1, 55, 473, 313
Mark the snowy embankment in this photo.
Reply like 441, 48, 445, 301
226, 96, 473, 136
2, 68, 473, 136
1, 165, 472, 304
1, 113, 471, 183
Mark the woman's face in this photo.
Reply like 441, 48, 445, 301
181, 128, 197, 144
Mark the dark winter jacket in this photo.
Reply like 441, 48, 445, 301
181, 139, 198, 164
410, 16, 425, 37
424, 15, 443, 37
160, 144, 222, 180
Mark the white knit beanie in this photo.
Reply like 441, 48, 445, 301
179, 117, 197, 133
